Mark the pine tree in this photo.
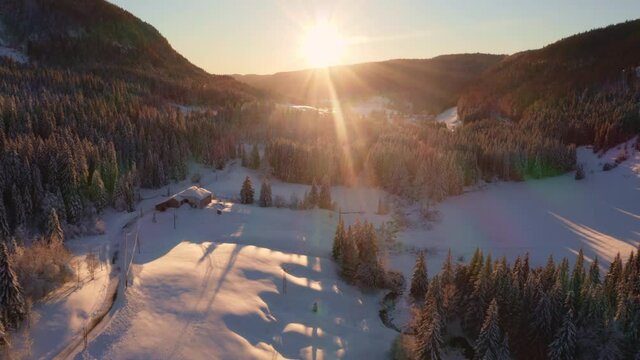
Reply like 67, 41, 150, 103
46, 208, 64, 245
318, 176, 332, 209
410, 252, 429, 302
588, 256, 601, 286
250, 144, 260, 169
548, 310, 576, 360
258, 178, 272, 207
241, 145, 248, 167
240, 176, 255, 204
332, 215, 346, 261
11, 185, 26, 232
0, 243, 26, 330
0, 200, 9, 241
571, 249, 586, 293
474, 299, 510, 360
415, 291, 444, 360
88, 169, 108, 212
308, 179, 319, 208
340, 229, 359, 283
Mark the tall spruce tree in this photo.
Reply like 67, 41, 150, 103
250, 144, 260, 169
332, 215, 346, 261
240, 176, 255, 204
410, 251, 429, 302
0, 243, 26, 330
308, 179, 319, 208
474, 299, 510, 360
258, 178, 272, 207
318, 176, 332, 209
548, 310, 576, 360
415, 291, 444, 360
0, 200, 9, 241
340, 226, 359, 282
46, 208, 64, 245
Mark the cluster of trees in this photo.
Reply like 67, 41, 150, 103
403, 248, 640, 359
331, 217, 386, 288
239, 175, 333, 211
243, 105, 576, 206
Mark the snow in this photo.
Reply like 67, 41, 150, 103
435, 106, 461, 130
0, 46, 28, 64
22, 138, 640, 359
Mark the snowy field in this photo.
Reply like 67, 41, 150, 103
22, 139, 640, 359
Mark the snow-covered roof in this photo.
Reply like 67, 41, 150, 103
174, 186, 212, 201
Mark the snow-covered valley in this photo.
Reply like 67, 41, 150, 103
22, 140, 640, 359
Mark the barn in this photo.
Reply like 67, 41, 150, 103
155, 186, 213, 211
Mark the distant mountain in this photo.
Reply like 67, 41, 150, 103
0, 0, 257, 105
458, 20, 640, 149
234, 54, 505, 114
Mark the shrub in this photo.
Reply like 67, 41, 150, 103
575, 164, 585, 180
602, 162, 617, 171
13, 241, 74, 301
190, 172, 202, 183
273, 195, 287, 208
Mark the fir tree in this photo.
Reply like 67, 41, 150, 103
258, 178, 272, 207
474, 299, 509, 360
332, 215, 346, 261
240, 145, 248, 167
588, 256, 601, 286
46, 208, 64, 245
87, 169, 108, 212
250, 144, 260, 169
548, 310, 576, 360
318, 176, 332, 210
415, 291, 444, 360
0, 200, 9, 241
340, 229, 359, 283
571, 249, 586, 294
240, 176, 255, 204
308, 179, 319, 208
410, 251, 429, 303
0, 243, 26, 330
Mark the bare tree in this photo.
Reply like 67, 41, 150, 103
85, 253, 99, 280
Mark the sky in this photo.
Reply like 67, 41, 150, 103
109, 0, 640, 75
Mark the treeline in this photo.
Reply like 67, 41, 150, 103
0, 58, 259, 241
245, 107, 576, 203
399, 248, 640, 359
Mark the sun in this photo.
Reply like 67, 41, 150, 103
300, 22, 346, 68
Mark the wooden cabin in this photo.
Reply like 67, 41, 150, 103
155, 186, 213, 211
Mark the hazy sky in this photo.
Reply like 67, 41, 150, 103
109, 0, 640, 75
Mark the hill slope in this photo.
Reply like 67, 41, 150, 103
0, 0, 257, 105
235, 54, 505, 114
458, 19, 640, 149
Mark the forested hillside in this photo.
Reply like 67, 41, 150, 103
234, 54, 505, 114
458, 19, 640, 150
0, 0, 257, 106
0, 0, 264, 241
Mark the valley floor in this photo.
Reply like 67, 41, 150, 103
23, 140, 639, 360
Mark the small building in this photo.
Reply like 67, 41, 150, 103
155, 186, 213, 211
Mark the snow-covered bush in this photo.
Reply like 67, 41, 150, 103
190, 172, 201, 183
13, 242, 73, 301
